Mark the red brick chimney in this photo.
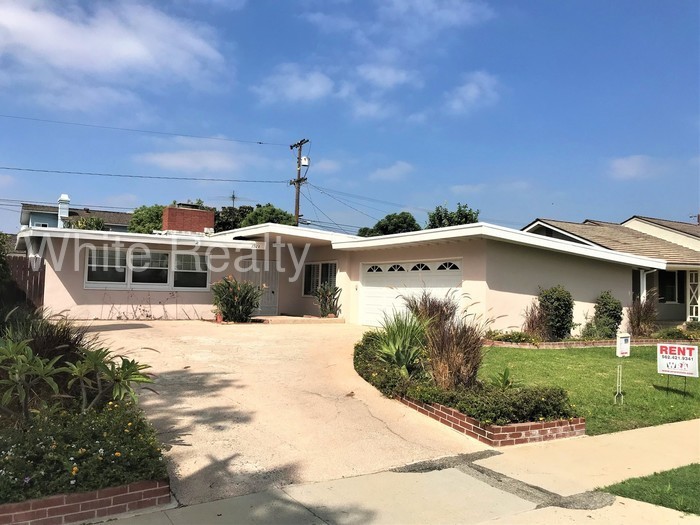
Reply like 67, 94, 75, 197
162, 204, 215, 233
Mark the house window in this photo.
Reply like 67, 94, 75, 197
411, 263, 430, 271
86, 250, 126, 284
388, 264, 405, 272
366, 265, 383, 273
174, 254, 209, 289
303, 262, 337, 296
658, 270, 685, 303
437, 262, 460, 270
131, 251, 169, 285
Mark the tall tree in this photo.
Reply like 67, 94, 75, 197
358, 212, 422, 237
215, 205, 255, 232
426, 203, 479, 229
128, 204, 165, 234
240, 203, 295, 227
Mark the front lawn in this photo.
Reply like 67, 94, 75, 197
600, 464, 700, 515
480, 346, 700, 435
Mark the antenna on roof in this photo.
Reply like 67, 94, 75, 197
691, 214, 700, 225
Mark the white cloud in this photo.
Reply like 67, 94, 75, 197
379, 0, 494, 29
180, 0, 247, 10
313, 159, 341, 173
252, 63, 334, 103
450, 183, 486, 195
444, 71, 500, 115
136, 150, 241, 173
0, 1, 224, 110
357, 64, 419, 90
608, 155, 666, 180
369, 161, 414, 181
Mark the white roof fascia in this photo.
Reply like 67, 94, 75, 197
211, 222, 359, 243
521, 220, 599, 247
16, 227, 260, 250
331, 222, 666, 270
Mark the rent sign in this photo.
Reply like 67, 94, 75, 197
657, 344, 699, 377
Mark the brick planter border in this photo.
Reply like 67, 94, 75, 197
1, 479, 171, 525
485, 338, 692, 349
399, 397, 585, 446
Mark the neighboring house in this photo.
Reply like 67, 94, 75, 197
16, 204, 663, 328
21, 194, 132, 232
523, 217, 700, 324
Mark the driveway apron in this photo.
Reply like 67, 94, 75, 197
90, 320, 488, 505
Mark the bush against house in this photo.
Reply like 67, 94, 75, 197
537, 285, 574, 341
212, 276, 264, 322
581, 290, 623, 339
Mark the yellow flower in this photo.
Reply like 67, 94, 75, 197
538, 417, 545, 421
71, 466, 79, 475
127, 422, 133, 427
114, 451, 122, 457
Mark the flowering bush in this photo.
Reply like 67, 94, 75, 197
0, 402, 166, 503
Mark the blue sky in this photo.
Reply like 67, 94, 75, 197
0, 0, 697, 234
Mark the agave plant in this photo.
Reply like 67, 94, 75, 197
374, 311, 428, 378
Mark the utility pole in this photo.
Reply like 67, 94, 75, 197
290, 138, 309, 226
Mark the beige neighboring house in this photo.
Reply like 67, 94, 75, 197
15, 204, 664, 330
523, 216, 700, 324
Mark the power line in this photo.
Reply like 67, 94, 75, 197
0, 114, 288, 146
0, 198, 134, 211
0, 166, 289, 184
299, 192, 352, 235
311, 184, 431, 213
309, 185, 379, 221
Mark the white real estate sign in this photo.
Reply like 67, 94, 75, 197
657, 343, 699, 377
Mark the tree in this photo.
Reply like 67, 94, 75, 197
64, 217, 105, 231
128, 204, 165, 234
240, 203, 295, 227
358, 212, 422, 237
215, 205, 255, 232
426, 203, 479, 229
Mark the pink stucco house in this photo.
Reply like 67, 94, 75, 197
16, 205, 668, 330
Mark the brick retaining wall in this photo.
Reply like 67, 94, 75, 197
1, 479, 171, 525
399, 397, 585, 446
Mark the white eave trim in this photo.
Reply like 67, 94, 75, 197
210, 222, 360, 243
16, 227, 259, 250
332, 222, 667, 270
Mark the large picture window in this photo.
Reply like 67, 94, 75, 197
303, 262, 337, 296
86, 250, 126, 284
658, 270, 685, 304
84, 249, 210, 290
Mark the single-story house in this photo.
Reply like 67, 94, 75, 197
15, 204, 666, 330
523, 217, 700, 324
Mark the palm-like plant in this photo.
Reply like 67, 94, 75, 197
374, 311, 427, 378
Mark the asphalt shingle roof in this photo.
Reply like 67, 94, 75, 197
535, 219, 700, 266
21, 204, 132, 226
630, 216, 700, 239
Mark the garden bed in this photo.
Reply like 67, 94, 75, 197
1, 479, 171, 525
485, 338, 697, 349
399, 397, 585, 446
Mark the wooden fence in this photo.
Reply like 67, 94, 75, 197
7, 255, 45, 307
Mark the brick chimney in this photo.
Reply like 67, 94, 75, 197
162, 204, 215, 233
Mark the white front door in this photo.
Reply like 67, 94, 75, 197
359, 260, 463, 326
241, 263, 279, 316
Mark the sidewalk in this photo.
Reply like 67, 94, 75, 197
115, 419, 700, 525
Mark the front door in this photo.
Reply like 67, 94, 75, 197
240, 263, 279, 316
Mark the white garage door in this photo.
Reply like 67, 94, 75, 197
360, 260, 462, 326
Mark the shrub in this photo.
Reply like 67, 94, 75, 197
685, 320, 700, 332
522, 299, 548, 340
627, 290, 658, 336
353, 332, 410, 397
404, 291, 488, 389
374, 311, 427, 379
0, 402, 166, 503
581, 290, 623, 339
487, 330, 540, 345
652, 327, 696, 341
538, 285, 574, 341
211, 276, 263, 322
404, 383, 575, 426
313, 282, 341, 318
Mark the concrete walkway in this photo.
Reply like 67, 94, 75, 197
113, 418, 700, 525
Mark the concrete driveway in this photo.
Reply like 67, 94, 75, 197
90, 320, 488, 505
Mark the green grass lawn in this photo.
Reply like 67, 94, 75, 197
479, 345, 700, 435
600, 464, 700, 515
